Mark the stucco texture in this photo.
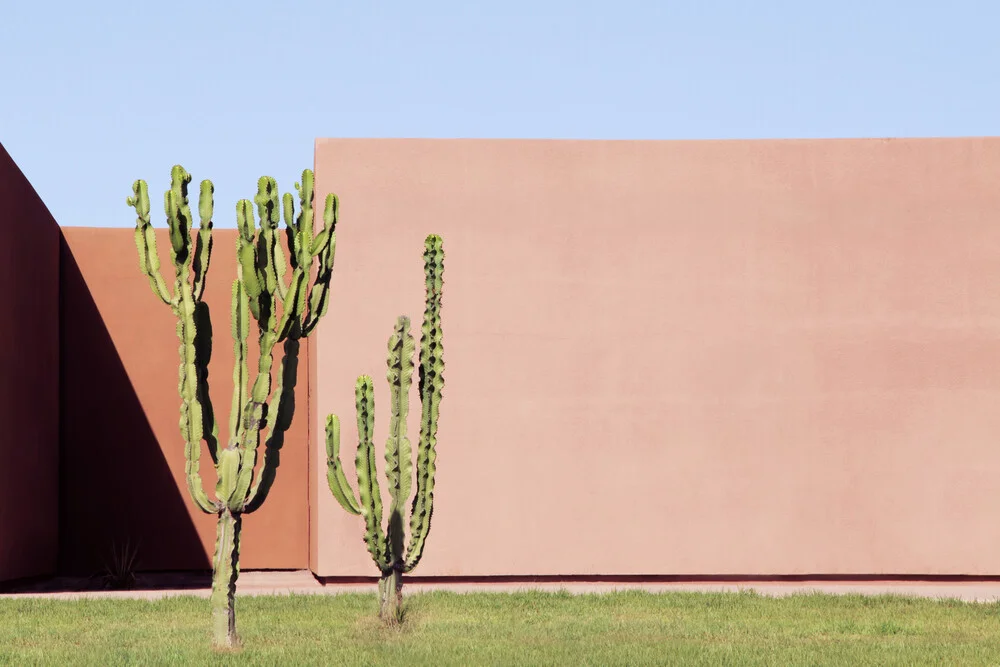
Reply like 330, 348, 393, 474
311, 137, 1000, 577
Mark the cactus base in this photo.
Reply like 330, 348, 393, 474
378, 568, 403, 626
211, 510, 242, 649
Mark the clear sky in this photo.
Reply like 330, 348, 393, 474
3, 1, 999, 228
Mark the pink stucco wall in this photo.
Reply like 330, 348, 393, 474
311, 137, 1000, 577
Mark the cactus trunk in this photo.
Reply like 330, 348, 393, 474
378, 566, 403, 624
211, 510, 241, 649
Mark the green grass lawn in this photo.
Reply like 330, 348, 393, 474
2, 590, 1000, 665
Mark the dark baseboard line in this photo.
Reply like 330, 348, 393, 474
315, 573, 1000, 585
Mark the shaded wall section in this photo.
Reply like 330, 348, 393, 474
60, 228, 311, 574
0, 144, 59, 582
312, 137, 1000, 577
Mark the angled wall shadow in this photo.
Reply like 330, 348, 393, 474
0, 142, 60, 584
58, 233, 210, 579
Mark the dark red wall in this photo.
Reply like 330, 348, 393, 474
0, 143, 60, 581
0, 142, 312, 581
59, 228, 311, 575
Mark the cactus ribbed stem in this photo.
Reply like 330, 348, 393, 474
406, 234, 445, 572
211, 510, 241, 649
378, 564, 403, 625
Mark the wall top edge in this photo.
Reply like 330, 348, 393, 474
315, 135, 1000, 146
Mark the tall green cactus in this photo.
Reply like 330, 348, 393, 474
126, 165, 338, 649
326, 234, 444, 624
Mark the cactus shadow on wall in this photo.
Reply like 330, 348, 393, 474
57, 233, 210, 577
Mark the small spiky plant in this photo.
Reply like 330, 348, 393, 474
99, 539, 140, 590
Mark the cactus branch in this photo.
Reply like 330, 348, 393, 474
385, 316, 414, 561
325, 414, 361, 515
192, 179, 214, 300
244, 331, 301, 513
128, 180, 172, 304
302, 193, 338, 334
354, 376, 389, 569
177, 283, 219, 514
406, 234, 445, 571
193, 301, 219, 465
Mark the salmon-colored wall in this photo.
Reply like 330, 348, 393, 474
311, 137, 1000, 577
60, 228, 311, 574
0, 144, 60, 582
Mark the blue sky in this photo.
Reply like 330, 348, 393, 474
3, 1, 999, 228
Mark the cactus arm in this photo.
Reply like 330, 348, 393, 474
227, 408, 259, 511
128, 179, 172, 305
234, 266, 293, 507
236, 200, 262, 321
134, 225, 173, 304
272, 192, 293, 301
228, 279, 249, 445
129, 166, 221, 513
251, 178, 280, 334
309, 193, 336, 258
193, 301, 219, 465
405, 235, 445, 571
217, 446, 242, 505
243, 333, 301, 513
302, 194, 338, 335
384, 316, 415, 564
294, 170, 315, 270
275, 267, 308, 341
282, 190, 297, 251
282, 191, 300, 271
186, 181, 219, 463
177, 282, 219, 514
254, 177, 281, 296
273, 248, 288, 299
192, 179, 214, 301
269, 237, 289, 307
355, 376, 389, 569
227, 327, 276, 510
227, 400, 262, 512
229, 331, 277, 511
165, 166, 194, 277
325, 414, 362, 514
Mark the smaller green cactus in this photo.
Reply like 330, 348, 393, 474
326, 234, 444, 624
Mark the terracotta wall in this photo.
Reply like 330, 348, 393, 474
60, 228, 311, 574
311, 137, 1000, 577
0, 144, 60, 582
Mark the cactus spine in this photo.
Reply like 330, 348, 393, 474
127, 166, 338, 649
326, 234, 444, 624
